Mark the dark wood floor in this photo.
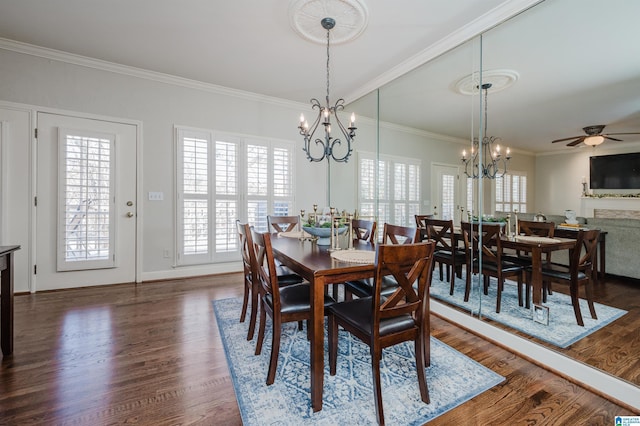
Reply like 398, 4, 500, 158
0, 273, 635, 425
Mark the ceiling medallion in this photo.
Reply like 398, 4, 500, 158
454, 69, 520, 95
289, 0, 369, 44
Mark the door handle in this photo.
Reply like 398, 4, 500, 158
126, 212, 134, 218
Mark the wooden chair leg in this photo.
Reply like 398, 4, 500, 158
438, 263, 444, 281
266, 316, 282, 385
240, 284, 249, 323
371, 346, 385, 426
496, 278, 503, 313
585, 278, 598, 320
247, 284, 259, 340
570, 283, 585, 326
449, 265, 455, 295
255, 302, 267, 356
328, 315, 339, 376
414, 336, 430, 404
463, 268, 472, 302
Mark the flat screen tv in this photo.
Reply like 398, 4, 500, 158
590, 152, 640, 189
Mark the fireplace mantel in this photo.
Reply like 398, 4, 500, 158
580, 196, 640, 218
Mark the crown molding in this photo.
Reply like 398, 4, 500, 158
344, 0, 543, 103
0, 37, 305, 111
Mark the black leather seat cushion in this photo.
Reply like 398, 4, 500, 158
541, 264, 588, 281
434, 248, 466, 261
264, 283, 335, 315
344, 276, 399, 298
472, 259, 524, 274
329, 297, 416, 336
275, 264, 304, 286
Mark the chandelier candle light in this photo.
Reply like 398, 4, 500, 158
461, 83, 511, 179
298, 17, 356, 163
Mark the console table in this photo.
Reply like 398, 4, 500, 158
1, 245, 21, 356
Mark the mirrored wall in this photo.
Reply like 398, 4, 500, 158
339, 0, 639, 393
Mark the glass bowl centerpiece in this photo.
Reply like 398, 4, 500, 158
302, 207, 347, 245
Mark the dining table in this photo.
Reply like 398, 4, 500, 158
270, 234, 377, 412
500, 234, 576, 306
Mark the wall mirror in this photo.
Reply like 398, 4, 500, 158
343, 0, 639, 393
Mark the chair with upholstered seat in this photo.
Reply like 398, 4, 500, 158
461, 222, 526, 313
251, 230, 336, 385
343, 223, 419, 299
425, 218, 466, 295
537, 229, 600, 326
328, 241, 435, 426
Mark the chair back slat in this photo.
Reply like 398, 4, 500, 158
424, 218, 455, 251
373, 242, 435, 323
461, 222, 503, 264
352, 219, 377, 243
267, 215, 300, 233
518, 220, 555, 237
383, 223, 419, 245
250, 230, 281, 308
414, 214, 434, 229
576, 229, 600, 272
237, 220, 256, 278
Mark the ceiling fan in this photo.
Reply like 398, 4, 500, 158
551, 125, 640, 147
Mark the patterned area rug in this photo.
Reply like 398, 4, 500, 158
430, 275, 627, 348
213, 297, 504, 426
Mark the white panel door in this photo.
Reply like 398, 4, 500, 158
36, 113, 137, 290
0, 106, 33, 293
431, 164, 465, 224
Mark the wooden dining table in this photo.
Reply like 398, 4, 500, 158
500, 235, 576, 305
270, 235, 376, 412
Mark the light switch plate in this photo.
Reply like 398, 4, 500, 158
148, 191, 164, 201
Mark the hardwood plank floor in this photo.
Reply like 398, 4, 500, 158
0, 273, 635, 425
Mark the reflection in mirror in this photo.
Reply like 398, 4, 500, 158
346, 0, 640, 392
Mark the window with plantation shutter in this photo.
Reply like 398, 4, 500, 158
357, 152, 420, 236
495, 171, 527, 214
176, 127, 295, 265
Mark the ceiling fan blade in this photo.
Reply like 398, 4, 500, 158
604, 132, 640, 136
603, 136, 623, 142
552, 135, 582, 143
567, 137, 586, 146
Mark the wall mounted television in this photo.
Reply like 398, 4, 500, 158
590, 152, 640, 189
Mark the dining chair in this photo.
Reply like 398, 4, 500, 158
461, 222, 526, 313
512, 220, 556, 261
425, 218, 466, 295
503, 220, 556, 305
343, 223, 419, 299
351, 218, 377, 244
251, 229, 336, 385
236, 221, 260, 340
414, 214, 434, 241
537, 229, 600, 326
328, 241, 436, 426
267, 215, 300, 233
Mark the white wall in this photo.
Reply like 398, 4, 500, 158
535, 142, 640, 217
0, 47, 539, 289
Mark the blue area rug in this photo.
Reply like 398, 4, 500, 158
213, 297, 504, 426
430, 275, 627, 348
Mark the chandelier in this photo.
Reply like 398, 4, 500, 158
461, 83, 511, 179
298, 17, 356, 163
